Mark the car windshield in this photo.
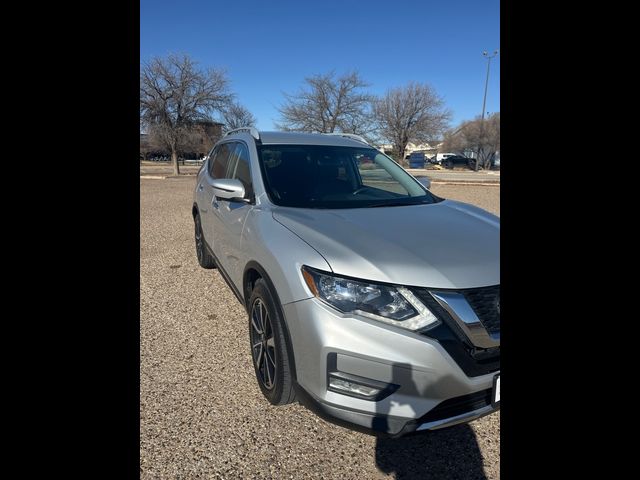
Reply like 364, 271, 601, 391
257, 144, 441, 209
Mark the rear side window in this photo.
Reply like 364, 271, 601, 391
209, 142, 234, 178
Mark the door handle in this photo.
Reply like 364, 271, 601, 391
198, 183, 204, 191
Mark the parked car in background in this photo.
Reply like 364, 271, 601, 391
431, 153, 457, 164
193, 128, 500, 437
442, 155, 476, 170
408, 152, 426, 168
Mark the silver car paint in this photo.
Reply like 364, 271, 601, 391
283, 298, 496, 421
259, 131, 372, 146
196, 134, 331, 305
229, 205, 332, 304
194, 130, 499, 433
195, 169, 217, 249
272, 200, 499, 289
210, 178, 246, 199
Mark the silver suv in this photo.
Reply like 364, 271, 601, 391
193, 128, 500, 437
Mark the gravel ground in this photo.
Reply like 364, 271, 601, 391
430, 184, 500, 216
140, 177, 500, 479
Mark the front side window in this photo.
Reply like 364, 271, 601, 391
209, 142, 234, 178
231, 142, 254, 198
257, 144, 440, 209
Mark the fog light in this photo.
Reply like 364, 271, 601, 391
329, 376, 381, 398
326, 355, 400, 401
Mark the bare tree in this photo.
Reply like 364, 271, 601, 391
478, 113, 500, 169
441, 113, 500, 169
178, 124, 214, 159
373, 83, 451, 165
140, 53, 233, 174
221, 102, 257, 132
140, 133, 152, 161
441, 129, 464, 154
276, 71, 373, 135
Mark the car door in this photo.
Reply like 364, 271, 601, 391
211, 141, 255, 287
195, 145, 217, 240
199, 141, 235, 254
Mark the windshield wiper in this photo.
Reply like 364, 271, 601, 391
367, 199, 431, 208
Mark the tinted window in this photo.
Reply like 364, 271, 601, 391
199, 148, 215, 175
209, 142, 234, 178
232, 143, 254, 198
358, 154, 410, 195
258, 144, 439, 209
224, 142, 240, 178
205, 146, 218, 175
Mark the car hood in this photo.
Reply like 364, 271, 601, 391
272, 200, 499, 289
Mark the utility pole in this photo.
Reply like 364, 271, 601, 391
477, 49, 498, 171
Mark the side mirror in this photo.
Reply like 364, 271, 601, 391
211, 178, 247, 202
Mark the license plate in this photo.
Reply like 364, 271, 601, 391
492, 374, 500, 406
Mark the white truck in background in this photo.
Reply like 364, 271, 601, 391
431, 153, 456, 164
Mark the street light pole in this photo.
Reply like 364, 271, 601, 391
477, 49, 498, 171
481, 50, 498, 121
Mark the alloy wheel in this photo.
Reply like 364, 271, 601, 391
250, 299, 276, 390
195, 216, 204, 263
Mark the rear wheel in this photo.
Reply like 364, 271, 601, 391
194, 213, 216, 269
249, 279, 296, 405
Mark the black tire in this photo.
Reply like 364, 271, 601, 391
194, 213, 216, 269
444, 160, 453, 169
248, 279, 296, 405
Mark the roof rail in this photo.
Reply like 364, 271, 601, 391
224, 127, 260, 141
324, 132, 370, 146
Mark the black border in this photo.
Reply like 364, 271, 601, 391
498, 0, 609, 475
38, 3, 141, 476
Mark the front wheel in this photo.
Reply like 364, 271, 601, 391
248, 279, 296, 405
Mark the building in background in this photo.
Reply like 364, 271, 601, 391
192, 121, 224, 158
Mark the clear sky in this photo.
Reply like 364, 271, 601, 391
140, 0, 500, 131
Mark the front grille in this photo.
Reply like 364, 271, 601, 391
462, 285, 500, 335
419, 389, 493, 424
412, 288, 500, 378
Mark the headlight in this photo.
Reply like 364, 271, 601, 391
301, 266, 440, 332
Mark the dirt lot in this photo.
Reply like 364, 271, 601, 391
140, 177, 500, 479
139, 163, 500, 186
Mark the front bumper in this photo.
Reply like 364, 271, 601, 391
283, 297, 500, 436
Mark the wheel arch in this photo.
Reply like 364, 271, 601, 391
243, 260, 298, 383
